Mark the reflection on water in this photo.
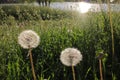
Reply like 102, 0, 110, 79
1, 1, 120, 13
50, 2, 120, 13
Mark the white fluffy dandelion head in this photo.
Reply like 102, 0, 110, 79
18, 30, 40, 49
60, 48, 82, 66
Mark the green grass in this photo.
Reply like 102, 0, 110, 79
0, 10, 120, 80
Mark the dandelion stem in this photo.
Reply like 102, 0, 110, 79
107, 0, 115, 78
29, 49, 36, 80
107, 0, 115, 58
99, 59, 103, 80
72, 65, 76, 80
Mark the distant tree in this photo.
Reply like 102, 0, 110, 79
112, 0, 120, 3
37, 0, 51, 6
0, 0, 17, 4
0, 0, 7, 3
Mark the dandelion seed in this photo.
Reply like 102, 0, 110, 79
60, 48, 82, 66
67, 29, 72, 33
18, 30, 40, 49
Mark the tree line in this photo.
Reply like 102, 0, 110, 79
0, 0, 119, 4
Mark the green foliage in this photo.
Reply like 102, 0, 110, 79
0, 5, 75, 24
0, 5, 41, 21
0, 8, 120, 80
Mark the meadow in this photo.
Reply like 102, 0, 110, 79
0, 4, 120, 80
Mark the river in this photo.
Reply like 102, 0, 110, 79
1, 1, 120, 13
49, 2, 120, 13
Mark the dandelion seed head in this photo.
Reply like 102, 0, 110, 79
67, 29, 72, 33
60, 48, 82, 66
18, 30, 40, 49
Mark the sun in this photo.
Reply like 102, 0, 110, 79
79, 2, 91, 13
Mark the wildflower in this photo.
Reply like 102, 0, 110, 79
60, 48, 82, 66
18, 30, 40, 80
67, 29, 72, 33
18, 30, 40, 49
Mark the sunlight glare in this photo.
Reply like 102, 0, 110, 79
79, 2, 91, 13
